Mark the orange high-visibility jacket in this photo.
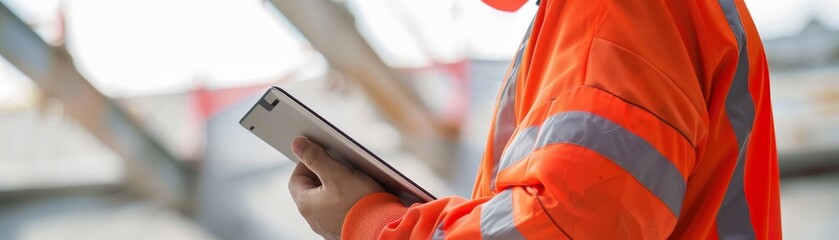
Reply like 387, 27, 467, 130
342, 0, 781, 239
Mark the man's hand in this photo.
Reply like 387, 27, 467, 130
288, 137, 384, 239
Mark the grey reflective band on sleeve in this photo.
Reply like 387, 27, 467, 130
493, 111, 687, 216
497, 126, 540, 171
431, 221, 446, 240
541, 111, 686, 216
715, 0, 757, 239
489, 19, 535, 191
480, 190, 526, 240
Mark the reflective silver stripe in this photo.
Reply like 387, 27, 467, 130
490, 19, 534, 190
716, 0, 757, 239
498, 126, 540, 171
533, 111, 686, 216
492, 111, 688, 215
480, 190, 525, 240
431, 221, 446, 240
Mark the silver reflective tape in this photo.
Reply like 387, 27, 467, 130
718, 138, 753, 240
490, 19, 535, 190
431, 221, 446, 240
715, 0, 757, 238
480, 190, 526, 240
498, 126, 540, 170
533, 111, 686, 216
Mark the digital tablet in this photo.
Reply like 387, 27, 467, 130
239, 86, 436, 205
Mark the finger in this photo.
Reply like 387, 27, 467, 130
291, 137, 346, 183
291, 161, 320, 186
289, 163, 318, 203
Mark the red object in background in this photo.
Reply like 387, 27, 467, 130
440, 60, 471, 127
400, 60, 472, 129
192, 84, 270, 121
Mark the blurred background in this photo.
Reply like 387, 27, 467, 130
0, 0, 836, 239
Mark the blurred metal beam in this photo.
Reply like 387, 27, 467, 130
266, 0, 461, 175
266, 0, 445, 138
0, 3, 192, 212
0, 184, 123, 204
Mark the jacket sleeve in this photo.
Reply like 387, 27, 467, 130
342, 186, 568, 240
342, 85, 700, 239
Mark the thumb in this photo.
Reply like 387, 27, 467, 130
291, 137, 344, 183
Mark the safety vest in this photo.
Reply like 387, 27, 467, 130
342, 0, 782, 239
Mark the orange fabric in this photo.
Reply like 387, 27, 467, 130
739, 3, 782, 239
341, 0, 780, 239
384, 195, 493, 240
341, 193, 407, 240
492, 87, 687, 239
500, 86, 696, 178
526, 145, 676, 239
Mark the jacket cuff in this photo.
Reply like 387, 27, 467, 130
341, 192, 408, 240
